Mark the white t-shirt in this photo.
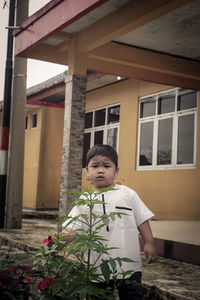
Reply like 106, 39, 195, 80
62, 184, 154, 278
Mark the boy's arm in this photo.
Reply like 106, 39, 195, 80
138, 220, 157, 263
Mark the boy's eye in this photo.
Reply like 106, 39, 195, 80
104, 165, 111, 168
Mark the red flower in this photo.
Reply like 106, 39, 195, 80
43, 236, 57, 243
25, 276, 34, 281
0, 281, 2, 287
40, 277, 56, 290
43, 238, 51, 243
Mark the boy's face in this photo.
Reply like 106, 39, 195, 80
86, 155, 119, 191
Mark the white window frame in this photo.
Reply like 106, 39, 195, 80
83, 104, 120, 168
84, 104, 120, 151
137, 88, 198, 170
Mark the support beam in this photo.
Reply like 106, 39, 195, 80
14, 0, 108, 57
77, 0, 193, 52
88, 42, 200, 90
89, 42, 200, 80
59, 39, 88, 216
68, 36, 88, 76
59, 74, 87, 215
5, 57, 27, 228
88, 56, 200, 91
21, 44, 68, 65
4, 0, 29, 229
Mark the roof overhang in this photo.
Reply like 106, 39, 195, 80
14, 0, 200, 90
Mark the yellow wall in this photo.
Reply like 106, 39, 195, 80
36, 107, 63, 209
82, 79, 200, 220
23, 79, 200, 220
23, 107, 43, 209
23, 106, 64, 209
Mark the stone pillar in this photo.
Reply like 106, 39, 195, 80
59, 74, 87, 216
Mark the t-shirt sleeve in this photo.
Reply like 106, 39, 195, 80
62, 205, 83, 231
132, 191, 154, 227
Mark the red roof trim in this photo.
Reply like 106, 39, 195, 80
27, 99, 64, 109
15, 0, 109, 57
14, 0, 63, 35
27, 84, 65, 102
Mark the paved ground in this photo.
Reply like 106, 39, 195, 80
0, 212, 200, 299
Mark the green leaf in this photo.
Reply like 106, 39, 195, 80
100, 260, 111, 283
101, 215, 109, 226
116, 257, 122, 267
121, 257, 135, 262
108, 258, 116, 271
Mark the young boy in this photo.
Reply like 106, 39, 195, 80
63, 144, 157, 299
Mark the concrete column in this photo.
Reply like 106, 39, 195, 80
4, 0, 28, 229
59, 74, 87, 216
5, 56, 27, 229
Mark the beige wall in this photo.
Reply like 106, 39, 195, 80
23, 107, 43, 209
23, 106, 64, 209
36, 107, 64, 209
82, 79, 200, 220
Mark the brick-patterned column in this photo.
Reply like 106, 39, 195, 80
59, 74, 87, 216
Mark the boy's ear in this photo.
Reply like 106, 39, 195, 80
86, 166, 89, 175
115, 167, 119, 176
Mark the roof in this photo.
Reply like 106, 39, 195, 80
26, 70, 126, 106
27, 71, 67, 97
12, 0, 200, 91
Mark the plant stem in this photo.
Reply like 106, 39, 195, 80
86, 194, 93, 286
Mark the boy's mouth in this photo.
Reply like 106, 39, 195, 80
96, 176, 104, 180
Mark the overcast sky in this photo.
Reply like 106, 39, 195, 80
0, 0, 67, 100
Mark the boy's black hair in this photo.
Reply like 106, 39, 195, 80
86, 144, 118, 168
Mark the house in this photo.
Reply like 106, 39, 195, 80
23, 71, 199, 221
5, 0, 200, 222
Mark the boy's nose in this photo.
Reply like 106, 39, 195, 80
97, 167, 104, 173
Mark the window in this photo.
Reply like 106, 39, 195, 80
31, 113, 37, 129
82, 104, 120, 167
25, 116, 28, 130
137, 88, 197, 170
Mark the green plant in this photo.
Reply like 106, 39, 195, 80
31, 187, 134, 300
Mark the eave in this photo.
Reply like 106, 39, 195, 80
14, 0, 200, 91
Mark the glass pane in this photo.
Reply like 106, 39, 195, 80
139, 122, 153, 166
31, 114, 37, 128
177, 114, 194, 164
140, 98, 156, 118
107, 105, 120, 124
107, 128, 118, 150
158, 94, 175, 114
94, 130, 104, 145
82, 133, 91, 167
157, 118, 172, 165
25, 116, 28, 130
178, 91, 197, 111
85, 112, 93, 129
94, 108, 106, 126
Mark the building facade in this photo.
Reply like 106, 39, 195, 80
23, 76, 200, 221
